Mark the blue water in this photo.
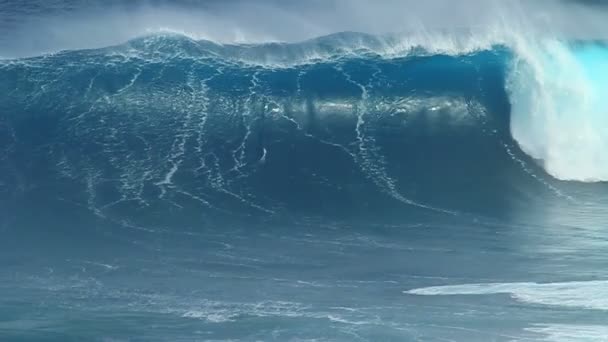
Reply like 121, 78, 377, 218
2, 2, 608, 341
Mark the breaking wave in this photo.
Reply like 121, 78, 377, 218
1, 32, 607, 224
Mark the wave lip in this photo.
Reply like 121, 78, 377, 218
109, 30, 505, 67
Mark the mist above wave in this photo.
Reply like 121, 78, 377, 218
2, 0, 608, 58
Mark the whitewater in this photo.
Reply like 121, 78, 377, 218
2, 0, 608, 341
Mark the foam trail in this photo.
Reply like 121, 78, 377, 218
526, 324, 608, 342
406, 280, 608, 310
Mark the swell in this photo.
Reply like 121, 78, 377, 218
0, 33, 606, 225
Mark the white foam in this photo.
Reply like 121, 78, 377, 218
406, 280, 608, 310
181, 310, 233, 323
507, 39, 608, 182
526, 324, 608, 342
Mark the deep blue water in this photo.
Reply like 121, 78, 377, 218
2, 2, 608, 341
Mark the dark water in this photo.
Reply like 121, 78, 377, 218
2, 7, 608, 341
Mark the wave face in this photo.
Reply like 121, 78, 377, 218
1, 33, 607, 225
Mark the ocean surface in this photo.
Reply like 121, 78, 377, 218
2, 1, 608, 341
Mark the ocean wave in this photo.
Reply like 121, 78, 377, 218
1, 32, 608, 222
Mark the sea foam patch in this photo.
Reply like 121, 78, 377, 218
526, 324, 608, 342
405, 280, 608, 310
